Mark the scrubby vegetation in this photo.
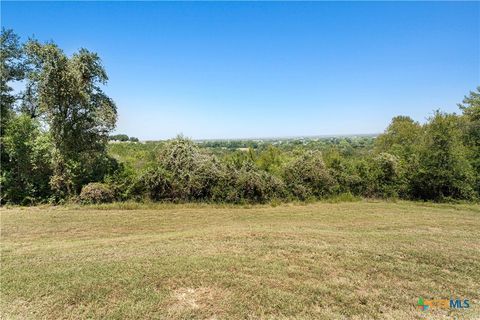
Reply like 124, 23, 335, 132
1, 28, 479, 205
79, 182, 115, 204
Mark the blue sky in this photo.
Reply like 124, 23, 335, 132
2, 1, 479, 140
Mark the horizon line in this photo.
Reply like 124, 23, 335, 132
134, 133, 380, 143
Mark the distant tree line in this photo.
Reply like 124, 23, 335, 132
109, 134, 139, 142
196, 136, 375, 157
1, 29, 479, 205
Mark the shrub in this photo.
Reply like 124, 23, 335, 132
157, 137, 204, 200
104, 164, 138, 201
352, 159, 375, 197
283, 150, 335, 200
155, 137, 225, 201
325, 152, 362, 195
211, 162, 285, 203
188, 155, 223, 200
352, 153, 403, 199
371, 152, 402, 198
158, 136, 201, 175
235, 162, 285, 203
211, 164, 241, 203
80, 182, 114, 204
137, 166, 173, 201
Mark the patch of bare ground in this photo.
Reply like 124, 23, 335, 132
166, 286, 229, 318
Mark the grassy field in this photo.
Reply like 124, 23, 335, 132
1, 201, 479, 319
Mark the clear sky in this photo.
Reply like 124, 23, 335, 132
2, 1, 479, 140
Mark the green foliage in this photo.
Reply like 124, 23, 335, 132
1, 114, 52, 204
375, 116, 422, 159
230, 162, 285, 203
210, 164, 239, 202
110, 134, 129, 141
412, 111, 476, 200
24, 40, 117, 197
109, 134, 139, 142
283, 150, 335, 200
103, 164, 137, 201
104, 106, 480, 203
374, 116, 424, 198
79, 182, 114, 204
137, 166, 173, 201
1, 28, 25, 130
324, 150, 362, 195
371, 152, 403, 198
1, 28, 478, 205
1, 29, 27, 192
257, 145, 283, 174
459, 87, 480, 194
108, 141, 160, 170
133, 138, 285, 203
157, 136, 219, 200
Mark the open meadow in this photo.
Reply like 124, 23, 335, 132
1, 201, 479, 319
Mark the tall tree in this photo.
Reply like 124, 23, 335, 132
374, 115, 423, 198
1, 29, 25, 127
413, 111, 475, 200
375, 115, 422, 159
458, 87, 480, 193
24, 40, 117, 197
1, 29, 27, 203
1, 29, 24, 161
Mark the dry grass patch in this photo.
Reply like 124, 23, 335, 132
167, 286, 230, 318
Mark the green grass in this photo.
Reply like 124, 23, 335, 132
1, 201, 479, 319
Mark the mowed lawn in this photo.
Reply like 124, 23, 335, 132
1, 201, 479, 319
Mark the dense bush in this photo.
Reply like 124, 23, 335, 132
1, 114, 53, 204
210, 164, 241, 202
79, 183, 115, 204
324, 151, 363, 195
104, 164, 139, 201
134, 140, 287, 203
137, 166, 173, 201
412, 112, 476, 200
283, 150, 336, 200
233, 162, 285, 203
157, 137, 223, 200
371, 153, 403, 198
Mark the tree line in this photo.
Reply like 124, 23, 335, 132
109, 134, 139, 142
1, 29, 479, 205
